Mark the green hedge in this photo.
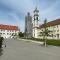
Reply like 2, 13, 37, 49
22, 38, 60, 46
0, 37, 4, 48
47, 40, 60, 46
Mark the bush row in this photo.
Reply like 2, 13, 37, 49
0, 37, 4, 48
22, 38, 60, 46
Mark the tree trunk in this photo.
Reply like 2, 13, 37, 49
43, 35, 46, 47
45, 39, 46, 47
45, 36, 47, 47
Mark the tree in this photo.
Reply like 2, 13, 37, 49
0, 37, 4, 48
18, 32, 24, 37
39, 19, 52, 47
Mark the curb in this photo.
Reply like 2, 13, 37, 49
18, 38, 44, 45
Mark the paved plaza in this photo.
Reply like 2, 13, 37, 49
0, 38, 60, 60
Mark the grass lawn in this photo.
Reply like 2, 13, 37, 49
22, 38, 60, 46
47, 39, 60, 46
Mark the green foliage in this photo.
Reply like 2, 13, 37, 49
0, 37, 4, 48
39, 19, 52, 47
23, 38, 60, 46
40, 19, 52, 37
47, 39, 60, 46
18, 32, 24, 37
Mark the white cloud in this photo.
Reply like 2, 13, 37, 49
0, 0, 60, 32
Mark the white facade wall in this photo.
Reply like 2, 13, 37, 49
37, 24, 60, 39
32, 8, 39, 38
33, 28, 38, 38
0, 29, 19, 38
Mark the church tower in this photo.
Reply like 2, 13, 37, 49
33, 7, 39, 38
25, 12, 32, 38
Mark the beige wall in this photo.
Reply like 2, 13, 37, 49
37, 24, 60, 39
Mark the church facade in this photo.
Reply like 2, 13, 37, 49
25, 8, 39, 38
32, 7, 39, 38
25, 7, 60, 39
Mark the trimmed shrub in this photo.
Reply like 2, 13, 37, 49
18, 32, 24, 37
47, 39, 60, 46
0, 37, 4, 48
22, 38, 60, 46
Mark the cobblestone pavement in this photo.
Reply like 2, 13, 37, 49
0, 38, 60, 60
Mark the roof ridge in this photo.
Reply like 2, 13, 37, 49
39, 18, 60, 28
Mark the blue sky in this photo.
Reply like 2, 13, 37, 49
0, 0, 60, 32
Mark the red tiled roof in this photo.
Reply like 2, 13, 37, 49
0, 24, 19, 31
40, 18, 60, 28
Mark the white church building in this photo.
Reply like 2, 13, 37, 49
25, 7, 39, 38
32, 8, 60, 39
32, 7, 39, 38
25, 7, 60, 39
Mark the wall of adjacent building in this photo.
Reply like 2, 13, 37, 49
0, 29, 19, 38
37, 24, 60, 39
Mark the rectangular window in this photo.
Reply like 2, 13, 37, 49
7, 33, 9, 35
1, 30, 2, 31
10, 33, 11, 35
15, 30, 16, 32
12, 30, 14, 32
53, 26, 55, 28
57, 34, 59, 39
1, 29, 5, 32
57, 30, 59, 32
9, 30, 11, 32
3, 30, 5, 32
3, 33, 5, 34
7, 30, 9, 32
